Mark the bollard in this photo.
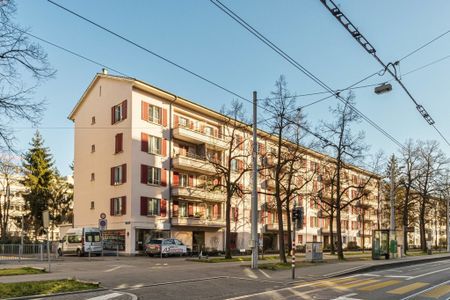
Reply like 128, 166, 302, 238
89, 246, 91, 260
116, 244, 119, 258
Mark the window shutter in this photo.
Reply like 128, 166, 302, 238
111, 106, 115, 125
174, 115, 179, 128
115, 133, 123, 153
122, 100, 127, 120
162, 139, 167, 156
141, 165, 148, 184
140, 197, 148, 216
141, 132, 148, 152
161, 169, 167, 186
122, 164, 127, 183
173, 200, 179, 217
121, 196, 126, 215
188, 203, 194, 217
268, 211, 272, 224
188, 175, 194, 187
173, 172, 179, 186
110, 198, 114, 216
110, 167, 114, 185
141, 101, 149, 121
160, 199, 167, 217
213, 128, 218, 137
213, 204, 219, 219
189, 121, 194, 130
162, 108, 167, 127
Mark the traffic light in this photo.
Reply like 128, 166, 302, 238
292, 207, 304, 230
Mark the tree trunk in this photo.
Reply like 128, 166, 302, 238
286, 203, 292, 254
329, 210, 335, 255
402, 186, 410, 254
336, 206, 344, 260
225, 194, 232, 259
419, 201, 426, 253
276, 196, 287, 263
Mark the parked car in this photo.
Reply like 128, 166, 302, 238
145, 238, 188, 257
57, 227, 103, 257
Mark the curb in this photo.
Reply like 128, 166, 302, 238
324, 254, 450, 278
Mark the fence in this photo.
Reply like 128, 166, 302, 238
0, 243, 58, 261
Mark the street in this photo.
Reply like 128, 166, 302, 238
1, 255, 450, 299
231, 259, 450, 300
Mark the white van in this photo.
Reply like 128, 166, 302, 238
57, 227, 103, 257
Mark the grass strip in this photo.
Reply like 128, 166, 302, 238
0, 279, 99, 299
0, 267, 45, 276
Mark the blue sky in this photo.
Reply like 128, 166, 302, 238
11, 0, 450, 175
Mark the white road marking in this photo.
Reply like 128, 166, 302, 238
385, 275, 414, 279
332, 293, 362, 300
360, 273, 381, 277
400, 279, 450, 300
86, 292, 123, 300
243, 268, 258, 279
406, 266, 450, 280
326, 266, 367, 277
258, 269, 271, 278
104, 265, 122, 273
115, 283, 128, 289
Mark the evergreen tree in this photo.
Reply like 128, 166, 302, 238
21, 131, 54, 238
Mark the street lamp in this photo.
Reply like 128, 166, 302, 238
374, 83, 392, 95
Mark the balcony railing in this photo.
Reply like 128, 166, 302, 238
171, 216, 225, 227
173, 153, 217, 175
172, 186, 225, 202
173, 126, 228, 149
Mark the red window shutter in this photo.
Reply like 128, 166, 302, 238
162, 108, 167, 127
110, 198, 114, 216
141, 101, 149, 121
122, 164, 127, 183
160, 199, 167, 217
188, 175, 194, 187
213, 128, 218, 137
122, 100, 127, 120
173, 200, 179, 217
111, 106, 115, 125
121, 196, 126, 215
161, 169, 167, 186
141, 132, 148, 152
268, 211, 272, 224
115, 133, 123, 153
173, 172, 179, 186
162, 139, 167, 156
140, 197, 148, 216
259, 210, 264, 223
110, 167, 115, 185
174, 115, 179, 128
188, 203, 194, 217
189, 121, 194, 130
141, 164, 148, 184
213, 204, 219, 218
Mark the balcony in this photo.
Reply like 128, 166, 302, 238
172, 186, 225, 202
263, 223, 288, 232
173, 126, 228, 149
172, 153, 217, 175
171, 216, 225, 228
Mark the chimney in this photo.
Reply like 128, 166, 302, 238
102, 68, 108, 75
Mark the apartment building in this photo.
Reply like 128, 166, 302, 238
69, 72, 382, 254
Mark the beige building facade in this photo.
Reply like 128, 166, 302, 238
70, 73, 382, 254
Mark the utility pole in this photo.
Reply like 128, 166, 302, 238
447, 196, 450, 253
389, 159, 396, 257
251, 91, 258, 269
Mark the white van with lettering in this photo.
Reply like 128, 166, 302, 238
57, 227, 103, 257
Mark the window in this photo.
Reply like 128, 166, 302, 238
146, 167, 161, 185
91, 116, 96, 125
179, 201, 187, 217
110, 196, 126, 216
115, 133, 123, 153
90, 173, 95, 181
147, 198, 160, 216
111, 164, 126, 185
148, 136, 161, 155
179, 174, 188, 187
149, 105, 162, 124
91, 144, 95, 153
231, 160, 238, 172
111, 100, 127, 124
179, 116, 188, 127
204, 126, 213, 136
90, 201, 95, 210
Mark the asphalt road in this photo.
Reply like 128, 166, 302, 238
228, 259, 450, 300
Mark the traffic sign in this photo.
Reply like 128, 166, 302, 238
100, 213, 106, 220
99, 219, 107, 231
42, 210, 49, 229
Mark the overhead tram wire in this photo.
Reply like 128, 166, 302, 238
398, 29, 450, 62
320, 0, 450, 148
210, 0, 406, 151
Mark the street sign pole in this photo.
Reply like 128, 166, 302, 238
251, 91, 258, 269
43, 210, 51, 273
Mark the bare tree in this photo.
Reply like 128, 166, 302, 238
262, 75, 310, 263
319, 92, 375, 260
0, 1, 54, 150
207, 100, 251, 259
48, 170, 73, 240
0, 153, 20, 240
416, 140, 448, 252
